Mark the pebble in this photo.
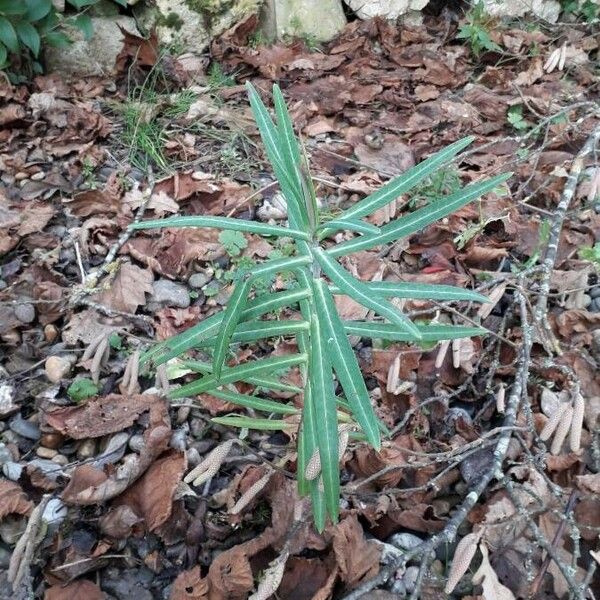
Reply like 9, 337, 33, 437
402, 566, 419, 594
44, 355, 73, 383
41, 432, 64, 449
3, 461, 23, 481
0, 547, 10, 569
170, 427, 188, 451
176, 405, 190, 425
43, 498, 68, 532
29, 458, 63, 481
30, 171, 45, 181
188, 272, 210, 289
0, 517, 25, 545
0, 443, 13, 465
77, 439, 97, 460
590, 287, 600, 299
52, 454, 69, 466
388, 532, 424, 552
36, 446, 57, 459
0, 280, 6, 291
129, 434, 144, 453
589, 297, 600, 313
44, 324, 59, 343
150, 280, 190, 309
14, 303, 36, 324
15, 171, 28, 181
9, 415, 41, 440
257, 192, 287, 220
186, 447, 201, 467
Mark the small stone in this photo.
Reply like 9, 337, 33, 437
188, 272, 210, 289
36, 446, 57, 459
3, 461, 23, 481
30, 171, 45, 181
43, 498, 68, 532
15, 172, 28, 180
0, 516, 26, 545
0, 546, 10, 569
403, 566, 419, 594
176, 405, 190, 425
9, 415, 41, 440
186, 447, 201, 467
45, 355, 73, 383
388, 532, 424, 552
257, 192, 287, 221
77, 439, 97, 459
41, 432, 64, 449
44, 324, 59, 343
150, 279, 190, 309
0, 279, 6, 290
52, 454, 69, 466
129, 434, 144, 453
590, 287, 600, 299
0, 383, 18, 418
170, 427, 188, 451
589, 297, 600, 313
15, 303, 36, 324
0, 443, 13, 465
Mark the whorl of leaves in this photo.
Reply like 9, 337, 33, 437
130, 83, 510, 527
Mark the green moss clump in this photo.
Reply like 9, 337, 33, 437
158, 11, 185, 28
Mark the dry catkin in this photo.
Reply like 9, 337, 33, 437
249, 551, 289, 600
305, 425, 352, 481
444, 531, 482, 594
435, 339, 450, 369
184, 439, 235, 486
496, 383, 506, 414
569, 393, 585, 452
550, 405, 573, 455
452, 339, 462, 369
386, 355, 400, 393
230, 470, 272, 515
540, 402, 567, 442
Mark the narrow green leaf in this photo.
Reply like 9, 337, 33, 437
129, 215, 310, 242
246, 82, 308, 229
330, 281, 489, 303
343, 322, 486, 342
314, 246, 422, 339
169, 353, 307, 398
71, 13, 93, 40
308, 306, 340, 522
142, 288, 311, 367
237, 254, 311, 280
329, 173, 512, 257
15, 21, 40, 56
44, 31, 71, 48
198, 319, 310, 346
0, 42, 7, 66
212, 277, 250, 378
319, 219, 381, 236
331, 136, 475, 225
311, 278, 381, 449
211, 416, 293, 430
208, 389, 299, 415
0, 17, 18, 52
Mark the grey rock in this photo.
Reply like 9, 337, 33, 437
388, 578, 407, 597
28, 458, 64, 481
102, 567, 154, 600
344, 0, 427, 19
0, 280, 6, 290
2, 461, 22, 481
129, 434, 144, 453
0, 443, 13, 465
170, 426, 188, 451
0, 546, 10, 569
43, 498, 68, 532
402, 566, 419, 594
9, 415, 41, 440
388, 532, 424, 552
189, 272, 211, 289
590, 286, 600, 299
150, 279, 190, 308
589, 297, 600, 312
14, 303, 35, 323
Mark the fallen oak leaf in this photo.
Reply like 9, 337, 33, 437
170, 566, 209, 600
472, 543, 516, 600
94, 261, 153, 315
0, 480, 33, 521
44, 580, 104, 600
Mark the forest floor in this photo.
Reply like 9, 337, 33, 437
1, 8, 600, 600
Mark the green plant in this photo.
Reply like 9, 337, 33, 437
0, 0, 126, 75
579, 242, 600, 267
507, 105, 530, 131
67, 377, 99, 402
130, 84, 510, 528
408, 166, 462, 209
560, 0, 598, 21
219, 230, 248, 257
456, 2, 502, 57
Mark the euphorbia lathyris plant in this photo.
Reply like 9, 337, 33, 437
130, 83, 510, 529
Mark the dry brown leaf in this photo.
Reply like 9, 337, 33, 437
170, 566, 209, 600
574, 473, 600, 495
332, 514, 381, 589
99, 505, 142, 539
0, 480, 33, 521
114, 450, 187, 531
94, 262, 153, 314
445, 531, 482, 593
44, 580, 104, 600
472, 544, 515, 600
207, 545, 254, 600
44, 394, 163, 439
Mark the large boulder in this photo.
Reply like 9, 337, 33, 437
480, 0, 561, 22
44, 16, 140, 77
260, 0, 347, 42
134, 0, 262, 55
344, 0, 428, 20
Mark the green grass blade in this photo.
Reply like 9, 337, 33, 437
211, 416, 293, 430
241, 287, 311, 320
169, 353, 307, 398
328, 173, 512, 257
212, 277, 250, 378
209, 389, 299, 415
330, 136, 475, 225
330, 281, 489, 303
129, 215, 310, 241
343, 322, 486, 342
312, 278, 381, 449
314, 247, 422, 340
308, 304, 340, 522
319, 219, 381, 236
198, 320, 310, 345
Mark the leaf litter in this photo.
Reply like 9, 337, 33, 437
0, 4, 600, 599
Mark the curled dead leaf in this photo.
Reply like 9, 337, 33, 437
0, 480, 33, 521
